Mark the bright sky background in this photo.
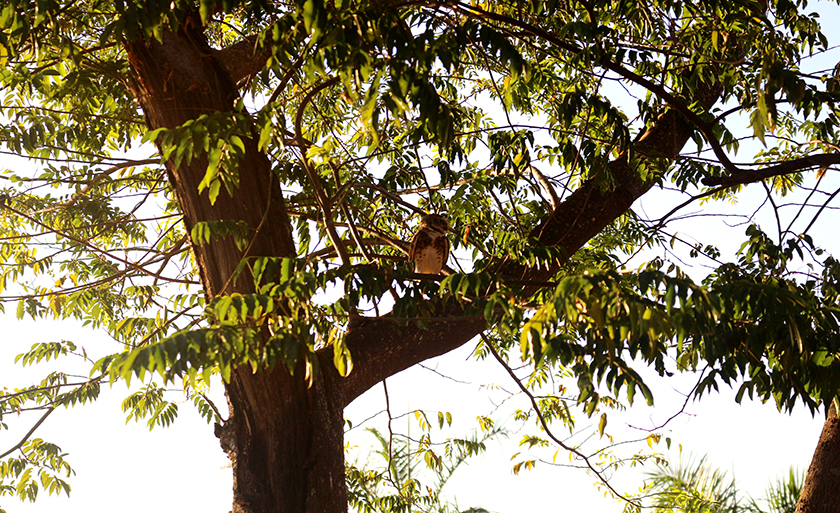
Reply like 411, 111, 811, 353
3, 2, 840, 512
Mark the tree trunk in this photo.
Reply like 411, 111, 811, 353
123, 14, 346, 513
796, 403, 840, 513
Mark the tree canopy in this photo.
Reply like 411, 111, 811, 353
1, 0, 840, 511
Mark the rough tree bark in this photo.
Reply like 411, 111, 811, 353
123, 14, 345, 513
123, 10, 728, 513
796, 404, 840, 513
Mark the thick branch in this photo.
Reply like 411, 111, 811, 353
331, 310, 486, 408
701, 153, 840, 186
336, 66, 726, 407
214, 35, 270, 85
456, 3, 838, 193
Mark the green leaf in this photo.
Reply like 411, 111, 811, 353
331, 328, 352, 377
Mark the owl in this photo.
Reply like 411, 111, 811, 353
408, 214, 450, 274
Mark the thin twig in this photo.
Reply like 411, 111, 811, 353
330, 163, 373, 263
0, 381, 93, 405
782, 168, 826, 238
650, 184, 729, 233
803, 184, 840, 236
31, 158, 160, 215
382, 380, 399, 489
200, 392, 226, 422
2, 203, 197, 285
291, 211, 411, 256
334, 181, 425, 215
627, 367, 707, 433
265, 51, 307, 106
482, 334, 639, 507
762, 181, 783, 245
418, 363, 473, 385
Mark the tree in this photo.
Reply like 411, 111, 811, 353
1, 0, 840, 512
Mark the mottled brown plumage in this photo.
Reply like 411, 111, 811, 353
408, 214, 450, 274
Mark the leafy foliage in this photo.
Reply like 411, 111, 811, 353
642, 455, 741, 513
0, 438, 73, 509
638, 453, 803, 513
346, 424, 502, 513
1, 0, 840, 509
518, 226, 840, 415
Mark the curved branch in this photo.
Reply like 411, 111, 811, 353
294, 77, 351, 265
0, 407, 55, 459
652, 185, 730, 231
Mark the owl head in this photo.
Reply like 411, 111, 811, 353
419, 214, 450, 235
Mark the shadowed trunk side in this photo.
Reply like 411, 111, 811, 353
796, 404, 840, 513
123, 14, 346, 513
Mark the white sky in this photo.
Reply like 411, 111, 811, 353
3, 2, 840, 512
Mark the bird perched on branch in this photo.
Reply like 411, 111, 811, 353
409, 214, 450, 275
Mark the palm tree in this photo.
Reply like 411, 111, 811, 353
746, 468, 802, 513
346, 427, 503, 513
640, 454, 802, 513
